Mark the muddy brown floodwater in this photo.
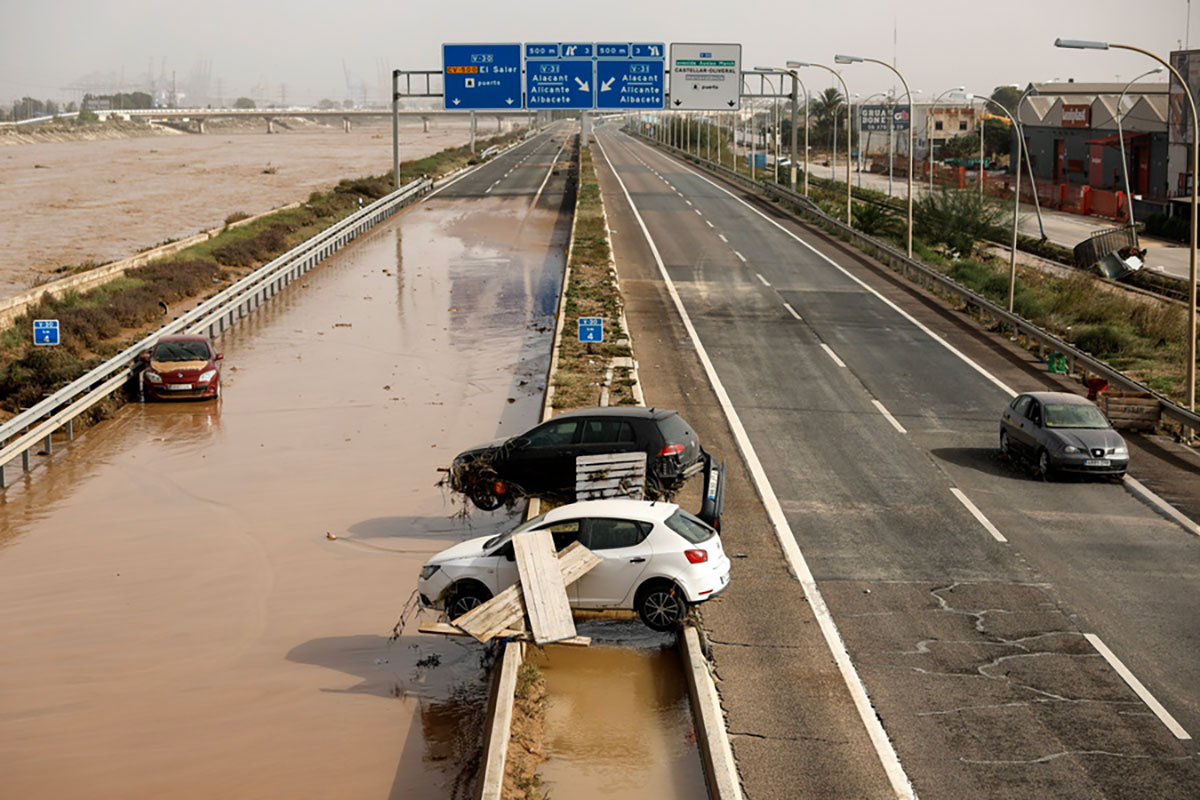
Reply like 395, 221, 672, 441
0, 118, 486, 296
531, 620, 708, 799
0, 174, 567, 798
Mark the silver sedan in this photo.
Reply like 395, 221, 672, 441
999, 391, 1129, 479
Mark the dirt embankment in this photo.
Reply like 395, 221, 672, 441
0, 117, 477, 296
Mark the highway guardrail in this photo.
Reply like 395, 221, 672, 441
0, 176, 433, 488
629, 129, 1200, 438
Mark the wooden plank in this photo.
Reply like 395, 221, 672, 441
576, 452, 646, 500
513, 529, 577, 645
454, 542, 600, 643
577, 451, 649, 465
417, 622, 591, 646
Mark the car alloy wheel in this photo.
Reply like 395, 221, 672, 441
637, 582, 686, 631
448, 583, 491, 620
999, 431, 1011, 458
1037, 449, 1054, 481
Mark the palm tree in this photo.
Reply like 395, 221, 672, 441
807, 87, 845, 153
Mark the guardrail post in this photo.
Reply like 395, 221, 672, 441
22, 447, 30, 471
66, 420, 74, 441
43, 434, 52, 455
0, 464, 5, 488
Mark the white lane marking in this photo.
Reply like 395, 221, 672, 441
1085, 634, 1192, 740
1124, 476, 1200, 537
872, 399, 907, 434
782, 302, 802, 320
734, 251, 746, 263
756, 273, 771, 287
685, 199, 693, 206
718, 233, 728, 242
486, 181, 499, 194
706, 220, 715, 228
949, 488, 1007, 542
635, 135, 1015, 399
820, 343, 847, 368
695, 208, 703, 216
591, 133, 917, 800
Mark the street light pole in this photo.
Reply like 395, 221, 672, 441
788, 60, 853, 224
928, 86, 966, 192
1116, 67, 1164, 238
1057, 37, 1198, 415
837, 54, 914, 255
755, 67, 803, 193
972, 94, 1023, 312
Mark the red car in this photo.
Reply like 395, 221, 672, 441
139, 334, 223, 400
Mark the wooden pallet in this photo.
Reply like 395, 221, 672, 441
452, 541, 601, 644
1100, 391, 1160, 432
576, 452, 647, 500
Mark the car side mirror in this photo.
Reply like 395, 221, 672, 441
215, 353, 224, 361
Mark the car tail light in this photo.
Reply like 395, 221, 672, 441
658, 443, 685, 457
684, 549, 708, 564
493, 480, 507, 496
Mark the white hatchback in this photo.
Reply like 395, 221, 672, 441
417, 499, 731, 631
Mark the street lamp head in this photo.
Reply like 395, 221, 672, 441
785, 60, 811, 68
1055, 38, 1109, 50
834, 54, 862, 64
752, 66, 773, 72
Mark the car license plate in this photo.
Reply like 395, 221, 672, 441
1084, 459, 1111, 467
167, 384, 193, 391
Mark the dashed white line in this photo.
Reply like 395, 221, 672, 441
694, 209, 703, 216
871, 400, 907, 434
949, 488, 1007, 542
734, 251, 746, 263
756, 273, 771, 287
819, 343, 847, 368
706, 220, 714, 228
1085, 634, 1191, 740
594, 133, 916, 800
782, 302, 802, 320
718, 234, 728, 243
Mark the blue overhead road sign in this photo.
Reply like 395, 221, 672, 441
577, 317, 604, 343
596, 43, 665, 110
442, 44, 522, 110
525, 44, 595, 109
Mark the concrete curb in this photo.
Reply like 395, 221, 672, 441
478, 640, 525, 800
681, 625, 744, 800
1124, 476, 1200, 537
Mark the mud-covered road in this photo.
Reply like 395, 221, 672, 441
0, 128, 572, 798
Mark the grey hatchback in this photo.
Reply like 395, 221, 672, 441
999, 392, 1129, 479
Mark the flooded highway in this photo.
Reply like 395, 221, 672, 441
0, 130, 571, 799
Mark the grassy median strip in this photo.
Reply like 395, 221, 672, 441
0, 129, 526, 418
551, 141, 636, 409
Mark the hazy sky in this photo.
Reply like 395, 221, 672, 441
0, 0, 1187, 106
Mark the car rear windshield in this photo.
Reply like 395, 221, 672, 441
1044, 404, 1109, 429
657, 413, 694, 445
665, 509, 715, 544
153, 341, 210, 361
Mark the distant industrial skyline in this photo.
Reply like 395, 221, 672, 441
1, 0, 1187, 107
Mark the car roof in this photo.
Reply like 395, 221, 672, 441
553, 406, 677, 421
1019, 391, 1096, 406
156, 334, 210, 344
542, 498, 679, 523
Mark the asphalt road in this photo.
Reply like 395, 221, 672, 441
595, 125, 1200, 799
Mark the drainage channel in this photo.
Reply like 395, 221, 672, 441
530, 620, 707, 799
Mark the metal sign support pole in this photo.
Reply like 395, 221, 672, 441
392, 69, 400, 191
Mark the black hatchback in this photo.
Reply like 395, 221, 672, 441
447, 407, 708, 510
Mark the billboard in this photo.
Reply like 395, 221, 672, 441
859, 104, 910, 132
1169, 49, 1200, 195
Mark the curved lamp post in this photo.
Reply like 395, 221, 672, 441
928, 86, 966, 191
1057, 37, 1198, 415
1116, 67, 1164, 236
788, 60, 852, 224
969, 93, 1026, 313
837, 54, 913, 255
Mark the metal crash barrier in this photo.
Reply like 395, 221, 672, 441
0, 177, 433, 488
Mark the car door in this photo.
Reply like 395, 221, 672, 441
573, 517, 654, 608
1002, 395, 1033, 455
501, 418, 581, 495
1023, 399, 1047, 455
575, 417, 639, 459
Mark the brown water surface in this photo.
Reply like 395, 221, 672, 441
530, 621, 708, 799
0, 181, 566, 798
